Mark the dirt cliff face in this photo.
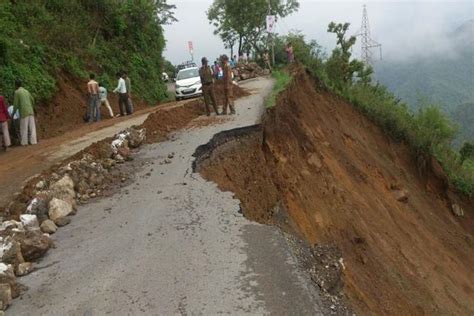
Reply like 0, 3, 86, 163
198, 68, 474, 315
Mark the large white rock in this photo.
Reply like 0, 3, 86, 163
48, 198, 73, 222
20, 214, 39, 230
50, 175, 76, 205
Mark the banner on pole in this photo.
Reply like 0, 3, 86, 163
266, 15, 276, 33
188, 41, 194, 54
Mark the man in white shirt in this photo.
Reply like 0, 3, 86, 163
113, 72, 129, 116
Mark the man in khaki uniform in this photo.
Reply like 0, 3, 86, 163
221, 55, 235, 115
199, 57, 219, 116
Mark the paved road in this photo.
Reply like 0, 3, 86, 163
8, 78, 323, 315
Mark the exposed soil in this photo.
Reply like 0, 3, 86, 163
35, 74, 149, 140
196, 67, 474, 315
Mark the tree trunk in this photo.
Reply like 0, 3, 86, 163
238, 34, 243, 56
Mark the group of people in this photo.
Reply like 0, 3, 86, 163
199, 54, 236, 116
86, 71, 134, 123
0, 80, 37, 151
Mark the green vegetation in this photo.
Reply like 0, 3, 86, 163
266, 70, 291, 108
207, 0, 299, 56
0, 1, 176, 105
268, 22, 473, 196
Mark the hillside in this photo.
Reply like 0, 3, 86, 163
0, 1, 172, 138
374, 20, 474, 145
197, 68, 474, 315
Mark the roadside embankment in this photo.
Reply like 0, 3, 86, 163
195, 67, 474, 315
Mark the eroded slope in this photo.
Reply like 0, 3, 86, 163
197, 69, 474, 315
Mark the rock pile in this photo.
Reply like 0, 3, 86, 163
234, 62, 269, 81
0, 126, 146, 310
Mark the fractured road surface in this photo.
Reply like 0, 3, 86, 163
8, 78, 323, 315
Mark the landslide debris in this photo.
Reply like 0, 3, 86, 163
196, 67, 474, 315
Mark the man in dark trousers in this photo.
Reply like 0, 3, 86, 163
199, 57, 219, 116
113, 72, 129, 116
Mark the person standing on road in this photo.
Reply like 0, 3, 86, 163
124, 71, 134, 114
0, 94, 11, 151
199, 57, 219, 116
286, 43, 294, 63
221, 55, 235, 115
13, 80, 37, 146
87, 74, 101, 122
98, 83, 114, 118
263, 50, 272, 73
113, 72, 129, 116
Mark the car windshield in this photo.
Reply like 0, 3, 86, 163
177, 68, 199, 80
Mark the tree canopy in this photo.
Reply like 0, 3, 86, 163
207, 0, 299, 56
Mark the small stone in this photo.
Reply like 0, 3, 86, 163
168, 153, 175, 159
451, 204, 464, 217
307, 153, 323, 169
15, 262, 33, 277
394, 189, 408, 203
35, 180, 46, 190
54, 217, 71, 227
40, 220, 57, 234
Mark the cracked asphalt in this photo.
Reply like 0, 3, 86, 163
8, 77, 323, 315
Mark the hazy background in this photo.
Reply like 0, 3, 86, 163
163, 0, 474, 65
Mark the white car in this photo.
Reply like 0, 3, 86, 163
175, 67, 202, 101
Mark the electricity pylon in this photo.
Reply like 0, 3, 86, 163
356, 5, 382, 66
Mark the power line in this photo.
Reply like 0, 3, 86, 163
355, 4, 382, 66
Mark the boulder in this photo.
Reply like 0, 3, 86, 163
0, 284, 11, 311
0, 221, 23, 232
0, 263, 18, 300
20, 214, 39, 231
48, 198, 73, 222
40, 220, 57, 234
26, 195, 50, 223
0, 237, 24, 267
15, 262, 33, 277
50, 175, 76, 205
14, 230, 51, 261
127, 128, 146, 148
451, 204, 464, 217
54, 217, 71, 227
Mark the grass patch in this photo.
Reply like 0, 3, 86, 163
266, 70, 292, 108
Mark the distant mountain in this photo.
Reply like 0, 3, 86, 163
374, 20, 473, 146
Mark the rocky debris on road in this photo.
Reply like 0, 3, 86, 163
0, 126, 148, 310
235, 62, 269, 81
286, 235, 352, 315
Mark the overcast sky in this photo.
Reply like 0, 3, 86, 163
163, 0, 474, 65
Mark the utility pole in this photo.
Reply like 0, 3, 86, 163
267, 0, 275, 66
356, 4, 382, 66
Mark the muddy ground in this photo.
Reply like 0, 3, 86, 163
196, 67, 474, 315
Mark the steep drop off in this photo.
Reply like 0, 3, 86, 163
197, 68, 474, 315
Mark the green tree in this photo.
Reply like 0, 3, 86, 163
207, 0, 299, 56
325, 22, 372, 91
460, 142, 474, 163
